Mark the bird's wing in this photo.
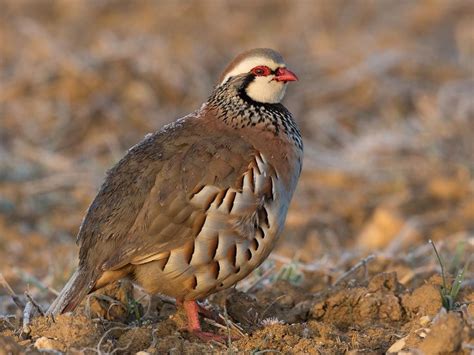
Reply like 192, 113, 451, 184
77, 114, 277, 275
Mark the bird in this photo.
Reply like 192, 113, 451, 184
47, 48, 303, 341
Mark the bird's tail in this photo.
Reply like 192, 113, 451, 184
47, 269, 95, 315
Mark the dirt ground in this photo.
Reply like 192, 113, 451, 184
0, 1, 473, 354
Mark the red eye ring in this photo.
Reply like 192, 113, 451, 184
251, 65, 271, 76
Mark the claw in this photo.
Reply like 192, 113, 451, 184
188, 330, 232, 343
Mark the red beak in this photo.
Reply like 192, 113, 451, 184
274, 67, 298, 82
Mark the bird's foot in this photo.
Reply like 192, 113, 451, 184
188, 330, 232, 343
181, 300, 240, 343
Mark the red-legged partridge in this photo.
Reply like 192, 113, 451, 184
47, 48, 303, 341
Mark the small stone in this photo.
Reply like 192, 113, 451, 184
34, 336, 65, 351
419, 315, 431, 326
387, 337, 407, 353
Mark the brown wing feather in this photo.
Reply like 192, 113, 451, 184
77, 113, 258, 274
76, 115, 196, 267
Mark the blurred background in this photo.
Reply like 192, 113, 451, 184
0, 0, 473, 312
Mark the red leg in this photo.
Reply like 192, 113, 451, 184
182, 300, 231, 343
182, 300, 201, 333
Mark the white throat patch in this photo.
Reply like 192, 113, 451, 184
245, 76, 287, 104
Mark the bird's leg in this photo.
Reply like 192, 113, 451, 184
182, 300, 201, 332
181, 300, 230, 343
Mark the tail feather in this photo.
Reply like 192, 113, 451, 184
47, 269, 95, 315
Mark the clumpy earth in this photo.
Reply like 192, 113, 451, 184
1, 0, 473, 353
1, 272, 472, 353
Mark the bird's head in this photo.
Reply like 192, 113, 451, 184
218, 48, 298, 104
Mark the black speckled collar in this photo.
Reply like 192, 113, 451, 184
206, 79, 303, 151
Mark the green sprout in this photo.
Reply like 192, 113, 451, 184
272, 260, 304, 286
127, 298, 143, 322
430, 240, 470, 311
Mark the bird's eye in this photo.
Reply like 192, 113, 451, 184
251, 66, 271, 76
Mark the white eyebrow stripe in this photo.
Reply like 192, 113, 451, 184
220, 57, 280, 85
